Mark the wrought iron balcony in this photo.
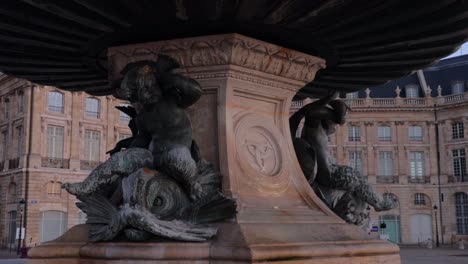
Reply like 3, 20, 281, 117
448, 175, 467, 183
41, 157, 70, 169
408, 176, 431, 184
376, 176, 399, 184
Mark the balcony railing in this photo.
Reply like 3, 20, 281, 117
448, 175, 467, 183
408, 176, 430, 184
402, 98, 427, 105
338, 91, 468, 109
80, 160, 101, 170
291, 100, 304, 108
376, 175, 399, 184
345, 98, 366, 106
48, 105, 64, 113
443, 93, 466, 103
373, 98, 396, 106
41, 157, 70, 169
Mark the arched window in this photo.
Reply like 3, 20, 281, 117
455, 192, 468, 234
414, 193, 427, 205
48, 91, 64, 113
85, 98, 100, 118
8, 183, 17, 203
40, 210, 68, 242
46, 181, 62, 196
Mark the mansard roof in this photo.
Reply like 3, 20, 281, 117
364, 54, 468, 98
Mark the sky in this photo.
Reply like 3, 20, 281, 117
442, 42, 468, 59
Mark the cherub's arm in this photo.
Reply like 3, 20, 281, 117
159, 73, 203, 108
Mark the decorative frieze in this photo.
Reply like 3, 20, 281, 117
108, 33, 326, 86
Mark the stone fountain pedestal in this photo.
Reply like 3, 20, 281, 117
28, 34, 400, 264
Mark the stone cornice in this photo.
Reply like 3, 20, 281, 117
108, 33, 326, 85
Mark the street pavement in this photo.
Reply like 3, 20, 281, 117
0, 245, 466, 264
400, 245, 468, 264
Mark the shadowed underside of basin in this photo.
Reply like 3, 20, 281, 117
0, 0, 468, 97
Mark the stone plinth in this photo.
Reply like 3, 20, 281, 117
28, 34, 400, 263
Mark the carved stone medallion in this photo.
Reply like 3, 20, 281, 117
234, 114, 289, 194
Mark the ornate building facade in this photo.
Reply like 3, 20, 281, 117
292, 54, 468, 245
0, 74, 131, 248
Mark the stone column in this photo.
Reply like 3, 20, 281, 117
29, 34, 400, 264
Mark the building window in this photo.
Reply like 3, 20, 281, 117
18, 92, 24, 113
378, 126, 391, 141
40, 211, 68, 242
348, 151, 362, 173
119, 104, 131, 123
7, 211, 16, 247
4, 98, 9, 119
1, 131, 8, 162
452, 122, 464, 139
85, 98, 100, 118
47, 125, 64, 159
453, 149, 467, 182
48, 91, 64, 113
79, 211, 87, 224
346, 91, 359, 99
16, 126, 23, 158
409, 151, 424, 177
455, 193, 468, 235
414, 193, 426, 205
409, 126, 423, 141
452, 81, 465, 95
46, 181, 62, 196
378, 151, 393, 176
405, 85, 419, 98
84, 130, 100, 162
348, 126, 360, 142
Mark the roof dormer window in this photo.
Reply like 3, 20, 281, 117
451, 81, 465, 95
405, 85, 419, 98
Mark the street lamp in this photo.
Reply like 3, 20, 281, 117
433, 205, 440, 247
16, 198, 25, 255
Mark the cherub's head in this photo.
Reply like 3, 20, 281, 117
118, 61, 160, 105
116, 55, 180, 105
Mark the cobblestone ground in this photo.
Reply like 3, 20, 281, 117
401, 245, 468, 264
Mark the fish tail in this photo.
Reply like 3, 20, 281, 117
76, 195, 124, 241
